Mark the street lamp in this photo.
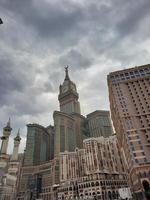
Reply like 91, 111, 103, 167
0, 18, 3, 24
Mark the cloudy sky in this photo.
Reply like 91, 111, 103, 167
0, 0, 150, 153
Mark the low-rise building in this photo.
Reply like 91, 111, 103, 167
58, 136, 128, 200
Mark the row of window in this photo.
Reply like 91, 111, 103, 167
58, 180, 127, 192
111, 68, 150, 84
58, 191, 120, 200
127, 80, 150, 109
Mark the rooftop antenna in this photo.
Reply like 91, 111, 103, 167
64, 65, 70, 80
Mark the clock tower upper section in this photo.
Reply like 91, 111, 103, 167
58, 67, 81, 114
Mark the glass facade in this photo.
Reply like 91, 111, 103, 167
24, 124, 50, 166
40, 139, 46, 162
60, 125, 65, 152
67, 127, 76, 151
24, 127, 35, 166
87, 111, 113, 138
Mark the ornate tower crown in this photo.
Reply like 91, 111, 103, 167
0, 118, 12, 156
14, 129, 21, 142
58, 66, 81, 114
4, 118, 12, 130
3, 118, 12, 133
64, 66, 70, 80
59, 66, 77, 95
7, 117, 11, 127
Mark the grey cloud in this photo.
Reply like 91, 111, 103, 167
0, 0, 150, 153
58, 49, 93, 69
0, 58, 31, 105
0, 60, 24, 94
0, 0, 84, 39
79, 69, 109, 114
0, 55, 55, 118
116, 0, 150, 37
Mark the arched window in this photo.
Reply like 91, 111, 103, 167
143, 180, 150, 191
91, 182, 95, 187
96, 181, 99, 186
112, 191, 116, 198
69, 187, 72, 191
108, 191, 112, 200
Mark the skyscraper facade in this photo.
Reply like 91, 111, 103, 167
107, 64, 150, 199
24, 124, 51, 166
86, 110, 113, 138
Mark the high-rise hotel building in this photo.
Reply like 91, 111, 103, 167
107, 64, 150, 198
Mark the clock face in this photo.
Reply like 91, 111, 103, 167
71, 84, 76, 91
62, 85, 68, 93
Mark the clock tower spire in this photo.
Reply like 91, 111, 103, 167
65, 66, 70, 80
58, 67, 81, 114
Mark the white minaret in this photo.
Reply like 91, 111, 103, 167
0, 118, 12, 155
11, 129, 21, 161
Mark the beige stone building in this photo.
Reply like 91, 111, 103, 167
83, 136, 125, 175
107, 64, 150, 199
59, 148, 85, 183
58, 136, 128, 200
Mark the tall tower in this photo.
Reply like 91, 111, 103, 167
11, 129, 21, 161
58, 66, 81, 114
0, 118, 12, 156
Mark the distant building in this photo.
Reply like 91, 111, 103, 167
86, 110, 113, 138
107, 64, 150, 199
24, 123, 53, 166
